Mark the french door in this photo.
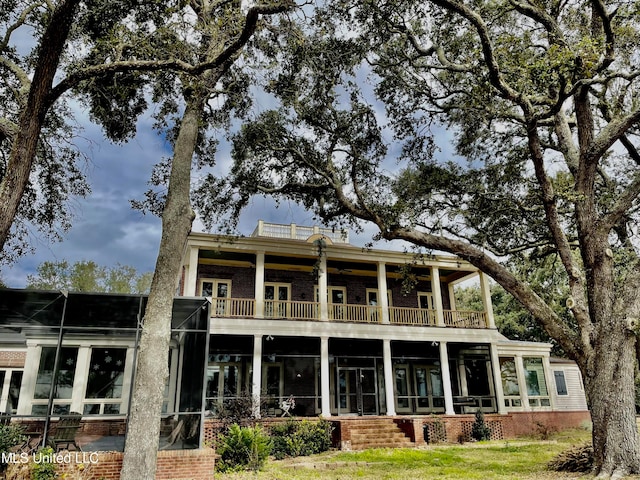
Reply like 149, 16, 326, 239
337, 367, 378, 415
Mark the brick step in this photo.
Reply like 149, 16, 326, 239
351, 442, 412, 450
349, 427, 407, 434
345, 419, 414, 450
350, 434, 410, 442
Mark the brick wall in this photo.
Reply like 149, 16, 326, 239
56, 448, 217, 480
0, 350, 26, 368
504, 410, 591, 438
198, 265, 255, 298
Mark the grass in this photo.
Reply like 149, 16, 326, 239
216, 427, 624, 480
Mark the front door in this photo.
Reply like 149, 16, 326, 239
337, 367, 378, 415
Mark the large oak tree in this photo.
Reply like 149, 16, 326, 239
207, 1, 640, 477
118, 2, 296, 479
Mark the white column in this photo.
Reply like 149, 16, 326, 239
542, 356, 555, 410
320, 337, 331, 417
490, 344, 506, 414
459, 359, 469, 396
252, 335, 263, 418
515, 355, 531, 411
318, 253, 329, 321
254, 251, 265, 318
377, 262, 390, 324
185, 246, 199, 296
448, 284, 457, 311
17, 345, 40, 415
432, 267, 445, 326
71, 347, 91, 413
439, 342, 455, 415
383, 339, 396, 415
479, 272, 496, 328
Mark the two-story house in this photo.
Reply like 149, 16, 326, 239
0, 221, 589, 451
180, 222, 588, 426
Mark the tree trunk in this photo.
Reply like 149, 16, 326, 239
119, 91, 202, 480
586, 325, 640, 479
0, 0, 80, 256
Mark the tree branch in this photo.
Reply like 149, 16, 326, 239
48, 1, 296, 107
430, 0, 521, 102
380, 224, 581, 359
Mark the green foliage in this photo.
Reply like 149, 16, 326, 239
455, 252, 576, 357
31, 447, 56, 480
216, 424, 271, 472
471, 411, 491, 442
270, 419, 333, 460
25, 260, 152, 293
215, 390, 256, 426
0, 424, 26, 466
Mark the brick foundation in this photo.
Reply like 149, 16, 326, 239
56, 448, 217, 480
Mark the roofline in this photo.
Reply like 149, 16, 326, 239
185, 231, 479, 273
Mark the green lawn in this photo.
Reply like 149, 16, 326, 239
216, 427, 640, 480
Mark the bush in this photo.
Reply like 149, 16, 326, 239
0, 423, 26, 468
471, 410, 491, 441
270, 419, 333, 460
216, 424, 271, 472
31, 447, 57, 480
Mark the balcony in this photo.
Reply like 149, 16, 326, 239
209, 298, 487, 328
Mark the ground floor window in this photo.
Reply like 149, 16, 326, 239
524, 357, 551, 407
499, 357, 522, 407
83, 347, 127, 415
0, 369, 22, 414
32, 346, 78, 415
554, 370, 568, 396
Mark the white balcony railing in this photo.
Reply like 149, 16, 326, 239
209, 298, 487, 328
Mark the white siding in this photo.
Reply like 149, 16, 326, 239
551, 365, 588, 411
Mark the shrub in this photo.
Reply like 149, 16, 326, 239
216, 391, 255, 426
0, 423, 26, 468
271, 419, 333, 459
216, 424, 271, 472
31, 447, 57, 480
471, 410, 491, 441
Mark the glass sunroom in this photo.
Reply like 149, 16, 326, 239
0, 289, 210, 451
